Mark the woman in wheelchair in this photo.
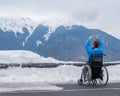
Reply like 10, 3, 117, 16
78, 36, 109, 86
86, 35, 104, 64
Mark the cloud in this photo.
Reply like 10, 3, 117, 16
72, 6, 99, 23
0, 0, 98, 18
0, 0, 120, 39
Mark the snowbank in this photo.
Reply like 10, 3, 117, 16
0, 64, 120, 83
0, 50, 64, 64
0, 50, 120, 92
0, 64, 119, 92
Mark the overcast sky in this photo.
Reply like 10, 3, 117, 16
0, 0, 120, 39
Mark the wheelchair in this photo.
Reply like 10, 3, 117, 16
78, 55, 109, 86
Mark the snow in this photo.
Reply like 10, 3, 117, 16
39, 17, 80, 41
0, 17, 37, 34
0, 17, 38, 42
0, 16, 119, 43
107, 65, 120, 83
0, 50, 120, 92
0, 50, 65, 64
0, 17, 79, 41
36, 40, 42, 46
0, 83, 63, 92
0, 50, 80, 64
0, 64, 120, 84
0, 64, 119, 92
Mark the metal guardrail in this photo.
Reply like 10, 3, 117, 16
0, 62, 120, 68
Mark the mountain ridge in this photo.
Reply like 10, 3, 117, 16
0, 17, 120, 62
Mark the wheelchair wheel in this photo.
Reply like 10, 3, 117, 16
78, 79, 83, 85
92, 79, 97, 85
81, 65, 92, 85
99, 65, 109, 86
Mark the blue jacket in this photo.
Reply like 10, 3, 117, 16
85, 38, 104, 64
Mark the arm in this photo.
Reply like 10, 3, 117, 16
85, 39, 92, 54
97, 38, 104, 51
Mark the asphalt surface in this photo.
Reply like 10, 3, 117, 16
0, 83, 120, 96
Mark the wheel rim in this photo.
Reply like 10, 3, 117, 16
99, 66, 109, 86
82, 65, 92, 85
78, 79, 83, 85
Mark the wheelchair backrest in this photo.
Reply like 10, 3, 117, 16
90, 55, 103, 67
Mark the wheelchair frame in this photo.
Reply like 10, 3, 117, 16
78, 55, 109, 86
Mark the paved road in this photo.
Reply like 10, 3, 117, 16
0, 83, 120, 96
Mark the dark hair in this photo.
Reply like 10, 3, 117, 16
93, 41, 99, 48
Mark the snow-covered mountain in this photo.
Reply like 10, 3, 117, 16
0, 17, 78, 41
0, 17, 37, 34
0, 17, 120, 62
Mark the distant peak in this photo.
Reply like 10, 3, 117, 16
0, 17, 38, 34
